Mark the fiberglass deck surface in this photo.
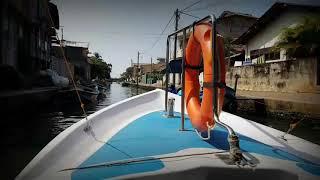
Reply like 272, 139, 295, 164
72, 111, 320, 179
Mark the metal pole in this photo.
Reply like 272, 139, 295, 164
210, 15, 236, 136
137, 51, 140, 87
234, 74, 239, 95
211, 15, 219, 120
165, 38, 170, 112
61, 27, 64, 40
173, 9, 179, 87
180, 29, 186, 131
151, 57, 153, 76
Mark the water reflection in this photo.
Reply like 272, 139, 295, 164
1, 83, 148, 180
50, 83, 148, 136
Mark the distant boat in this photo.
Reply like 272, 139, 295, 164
97, 84, 107, 99
121, 82, 129, 87
78, 85, 99, 103
57, 85, 99, 104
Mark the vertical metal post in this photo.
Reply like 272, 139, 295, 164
211, 15, 236, 136
234, 74, 239, 95
61, 27, 64, 40
211, 15, 219, 119
165, 38, 170, 112
173, 9, 179, 86
180, 29, 186, 131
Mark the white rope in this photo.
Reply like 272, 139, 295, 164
46, 3, 90, 129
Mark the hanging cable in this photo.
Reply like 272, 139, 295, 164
143, 13, 175, 54
46, 3, 90, 127
143, 1, 201, 55
181, 0, 203, 11
179, 11, 201, 19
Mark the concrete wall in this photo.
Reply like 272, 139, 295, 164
51, 56, 74, 79
226, 57, 319, 93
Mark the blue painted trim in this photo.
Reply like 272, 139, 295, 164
72, 111, 320, 179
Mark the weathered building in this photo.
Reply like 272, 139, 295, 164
131, 60, 166, 84
51, 44, 91, 82
1, 0, 59, 73
216, 11, 257, 40
234, 2, 320, 65
229, 2, 320, 115
1, 0, 59, 89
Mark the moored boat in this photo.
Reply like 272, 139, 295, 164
57, 85, 99, 104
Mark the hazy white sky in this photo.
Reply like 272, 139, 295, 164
52, 0, 318, 78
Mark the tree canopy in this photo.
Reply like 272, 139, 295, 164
90, 52, 112, 79
275, 16, 320, 57
120, 66, 133, 81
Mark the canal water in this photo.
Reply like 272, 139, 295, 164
2, 83, 148, 180
2, 82, 319, 180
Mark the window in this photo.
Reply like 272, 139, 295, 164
265, 51, 280, 61
250, 47, 280, 62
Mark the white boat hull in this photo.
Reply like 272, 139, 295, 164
16, 89, 320, 180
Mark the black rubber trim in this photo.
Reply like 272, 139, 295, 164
185, 64, 202, 70
203, 81, 226, 89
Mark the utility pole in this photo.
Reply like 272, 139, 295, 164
150, 57, 153, 74
136, 51, 140, 87
59, 26, 65, 46
61, 27, 64, 40
173, 8, 179, 86
60, 26, 65, 40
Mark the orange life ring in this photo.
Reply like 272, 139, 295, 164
185, 23, 226, 132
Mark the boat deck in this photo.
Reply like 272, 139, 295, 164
71, 111, 320, 179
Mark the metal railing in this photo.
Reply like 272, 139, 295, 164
164, 15, 243, 163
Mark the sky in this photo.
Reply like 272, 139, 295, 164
51, 0, 319, 78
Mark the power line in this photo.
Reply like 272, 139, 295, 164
143, 13, 175, 53
179, 11, 201, 19
181, 0, 202, 11
141, 1, 202, 56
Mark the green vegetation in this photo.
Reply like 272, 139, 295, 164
90, 52, 112, 79
224, 37, 234, 57
120, 66, 133, 81
275, 16, 320, 57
